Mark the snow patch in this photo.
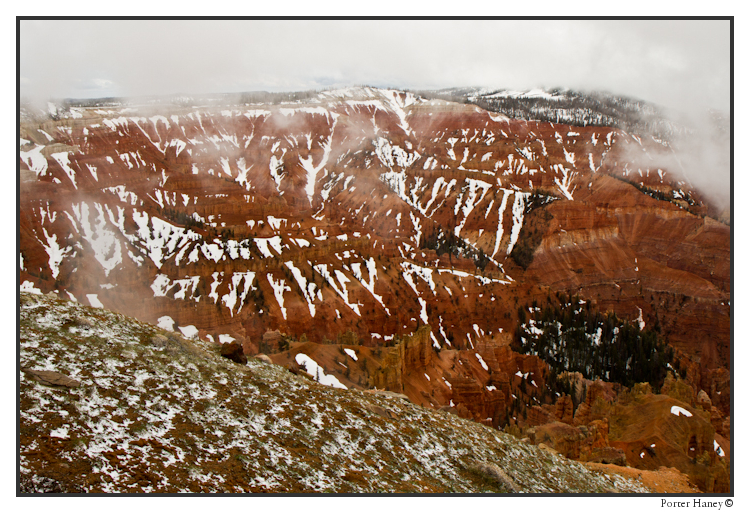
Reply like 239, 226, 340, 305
20, 281, 43, 294
86, 294, 104, 308
267, 275, 291, 320
295, 354, 347, 389
670, 406, 692, 418
179, 325, 199, 339
157, 315, 175, 331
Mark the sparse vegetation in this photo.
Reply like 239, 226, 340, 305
509, 190, 556, 269
19, 292, 652, 493
420, 226, 489, 271
513, 293, 674, 389
411, 88, 689, 141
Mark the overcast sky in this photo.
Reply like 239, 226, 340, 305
20, 19, 730, 115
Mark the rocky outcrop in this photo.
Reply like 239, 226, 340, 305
530, 422, 585, 459
470, 462, 520, 492
607, 391, 729, 493
554, 395, 576, 424
371, 325, 433, 394
220, 341, 247, 364
21, 369, 81, 388
259, 330, 283, 353
696, 389, 711, 410
254, 353, 273, 364
528, 418, 625, 465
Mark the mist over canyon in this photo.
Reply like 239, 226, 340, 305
18, 86, 731, 493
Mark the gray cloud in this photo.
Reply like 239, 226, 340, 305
19, 19, 731, 207
20, 19, 729, 114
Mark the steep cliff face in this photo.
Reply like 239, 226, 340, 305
19, 87, 730, 490
526, 175, 730, 374
607, 392, 730, 493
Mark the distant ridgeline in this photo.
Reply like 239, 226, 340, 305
513, 293, 675, 390
411, 88, 690, 142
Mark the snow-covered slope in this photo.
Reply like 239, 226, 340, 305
19, 291, 652, 493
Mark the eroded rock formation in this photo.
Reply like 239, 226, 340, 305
19, 88, 730, 491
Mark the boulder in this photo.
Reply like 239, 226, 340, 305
22, 369, 80, 388
697, 389, 712, 410
363, 402, 396, 419
220, 341, 247, 364
147, 334, 169, 348
254, 353, 273, 364
364, 389, 410, 402
470, 462, 519, 492
287, 361, 314, 380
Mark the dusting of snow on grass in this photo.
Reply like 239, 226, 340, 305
50, 427, 69, 439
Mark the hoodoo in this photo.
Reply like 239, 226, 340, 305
19, 87, 730, 492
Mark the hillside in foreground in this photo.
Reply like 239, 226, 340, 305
19, 291, 666, 494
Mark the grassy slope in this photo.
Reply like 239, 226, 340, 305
19, 292, 650, 494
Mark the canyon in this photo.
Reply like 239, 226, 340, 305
19, 87, 730, 491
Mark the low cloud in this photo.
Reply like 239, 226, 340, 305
20, 19, 729, 204
20, 20, 729, 111
617, 108, 730, 211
